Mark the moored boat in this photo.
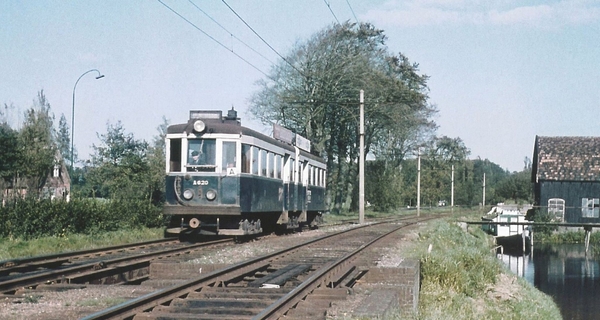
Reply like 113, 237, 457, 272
482, 205, 531, 254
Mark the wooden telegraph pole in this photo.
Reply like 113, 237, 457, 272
359, 90, 365, 224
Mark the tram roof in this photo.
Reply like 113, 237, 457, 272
167, 120, 325, 163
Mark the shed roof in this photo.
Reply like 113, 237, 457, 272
532, 136, 600, 182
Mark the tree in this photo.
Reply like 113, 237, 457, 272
249, 22, 436, 212
0, 123, 20, 197
495, 168, 533, 204
18, 91, 57, 195
84, 121, 150, 200
56, 114, 71, 167
419, 136, 470, 207
146, 117, 169, 205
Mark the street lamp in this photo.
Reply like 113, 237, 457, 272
71, 69, 104, 174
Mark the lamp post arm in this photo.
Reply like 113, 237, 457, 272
71, 69, 104, 173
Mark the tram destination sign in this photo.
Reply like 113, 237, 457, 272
272, 123, 311, 152
294, 134, 311, 152
273, 123, 294, 144
189, 110, 222, 120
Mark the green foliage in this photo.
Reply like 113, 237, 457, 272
0, 123, 20, 183
526, 208, 557, 236
0, 198, 163, 240
56, 114, 71, 166
249, 22, 436, 212
84, 121, 151, 200
420, 221, 501, 297
24, 294, 42, 304
495, 168, 533, 204
17, 91, 58, 194
0, 228, 163, 260
418, 219, 562, 320
365, 160, 403, 211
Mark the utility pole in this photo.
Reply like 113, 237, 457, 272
359, 90, 365, 224
417, 148, 421, 217
451, 165, 455, 208
482, 173, 486, 208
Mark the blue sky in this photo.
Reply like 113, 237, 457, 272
1, 0, 599, 172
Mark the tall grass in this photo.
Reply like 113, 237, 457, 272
416, 218, 561, 319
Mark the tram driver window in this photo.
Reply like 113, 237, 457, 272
188, 139, 216, 166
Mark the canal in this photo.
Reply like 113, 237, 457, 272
501, 243, 600, 320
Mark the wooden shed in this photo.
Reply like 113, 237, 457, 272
532, 136, 600, 223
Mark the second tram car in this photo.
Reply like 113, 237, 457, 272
164, 109, 327, 237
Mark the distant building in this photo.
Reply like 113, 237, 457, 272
42, 152, 71, 201
532, 136, 600, 223
2, 151, 71, 203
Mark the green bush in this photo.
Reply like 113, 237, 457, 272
0, 198, 163, 240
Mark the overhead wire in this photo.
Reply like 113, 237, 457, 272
345, 0, 359, 23
187, 0, 275, 65
158, 0, 415, 113
323, 0, 340, 24
156, 0, 271, 79
220, 0, 307, 78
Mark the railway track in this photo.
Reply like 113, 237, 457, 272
82, 215, 434, 319
0, 238, 177, 274
0, 238, 232, 294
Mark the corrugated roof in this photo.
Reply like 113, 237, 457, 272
533, 136, 600, 181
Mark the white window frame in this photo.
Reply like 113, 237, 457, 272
548, 198, 565, 222
582, 198, 600, 218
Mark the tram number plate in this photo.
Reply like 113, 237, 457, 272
193, 180, 209, 186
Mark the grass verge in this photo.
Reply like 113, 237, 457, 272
413, 214, 561, 320
0, 227, 163, 261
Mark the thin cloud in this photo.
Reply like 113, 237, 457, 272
363, 0, 600, 28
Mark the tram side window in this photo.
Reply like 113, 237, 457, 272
260, 149, 267, 176
268, 152, 274, 178
275, 155, 281, 179
169, 138, 182, 172
222, 141, 236, 173
252, 147, 259, 175
320, 169, 325, 187
242, 144, 251, 173
290, 158, 295, 182
301, 162, 308, 185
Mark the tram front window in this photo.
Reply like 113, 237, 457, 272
188, 139, 216, 171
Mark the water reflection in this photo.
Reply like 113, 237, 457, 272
501, 243, 600, 320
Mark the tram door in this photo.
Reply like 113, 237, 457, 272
220, 141, 238, 205
283, 154, 299, 212
290, 157, 298, 212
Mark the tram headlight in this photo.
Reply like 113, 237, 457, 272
193, 120, 206, 133
206, 189, 217, 201
183, 189, 194, 200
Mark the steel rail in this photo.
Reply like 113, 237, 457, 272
81, 216, 427, 320
0, 238, 177, 270
253, 216, 432, 319
0, 238, 231, 293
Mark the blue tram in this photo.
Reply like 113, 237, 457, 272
164, 109, 327, 236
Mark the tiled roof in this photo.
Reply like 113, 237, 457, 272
533, 136, 600, 181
